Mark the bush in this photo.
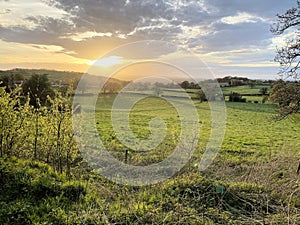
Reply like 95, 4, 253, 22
62, 182, 86, 202
229, 92, 247, 102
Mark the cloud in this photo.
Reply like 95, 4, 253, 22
0, 8, 11, 15
220, 12, 267, 25
0, 0, 298, 76
0, 0, 186, 59
201, 22, 272, 51
0, 0, 68, 29
65, 31, 113, 41
202, 0, 295, 17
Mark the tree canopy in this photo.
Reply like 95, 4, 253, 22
22, 74, 54, 107
0, 73, 24, 92
270, 80, 300, 119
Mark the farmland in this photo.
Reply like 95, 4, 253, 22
2, 0, 300, 223
0, 81, 300, 224
91, 90, 300, 223
221, 85, 271, 95
95, 92, 300, 165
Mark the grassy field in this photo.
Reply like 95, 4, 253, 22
1, 83, 300, 224
91, 92, 300, 223
221, 85, 271, 95
95, 94, 300, 165
221, 85, 272, 102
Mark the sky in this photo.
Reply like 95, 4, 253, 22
0, 0, 297, 80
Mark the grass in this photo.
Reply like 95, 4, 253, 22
221, 85, 271, 95
222, 102, 300, 162
2, 156, 299, 224
1, 83, 299, 224
85, 87, 300, 223
95, 93, 300, 165
95, 94, 183, 165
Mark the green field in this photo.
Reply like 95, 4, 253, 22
92, 93, 300, 223
221, 85, 271, 95
1, 84, 300, 224
96, 94, 300, 165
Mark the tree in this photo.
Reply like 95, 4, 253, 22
270, 80, 300, 119
0, 73, 24, 92
270, 1, 300, 117
103, 81, 122, 94
197, 89, 207, 102
249, 81, 255, 89
22, 74, 54, 107
0, 87, 31, 157
259, 87, 268, 95
271, 1, 300, 79
0, 84, 80, 177
229, 92, 246, 102
189, 82, 200, 89
180, 81, 190, 89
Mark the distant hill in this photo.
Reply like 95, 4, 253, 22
0, 68, 83, 83
0, 68, 129, 94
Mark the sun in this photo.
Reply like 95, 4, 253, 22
88, 56, 123, 67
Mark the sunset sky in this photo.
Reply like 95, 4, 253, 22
0, 0, 296, 79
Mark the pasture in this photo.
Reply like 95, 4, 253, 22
221, 84, 271, 95
1, 83, 299, 224
95, 93, 300, 167
92, 91, 300, 223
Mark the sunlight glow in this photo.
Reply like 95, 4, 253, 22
89, 56, 123, 67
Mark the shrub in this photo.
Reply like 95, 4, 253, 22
62, 182, 86, 202
229, 92, 247, 102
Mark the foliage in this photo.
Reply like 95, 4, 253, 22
0, 84, 80, 177
197, 89, 207, 102
180, 80, 200, 89
0, 68, 83, 83
22, 74, 54, 107
270, 80, 300, 119
0, 87, 31, 157
0, 73, 24, 92
229, 92, 246, 102
259, 87, 268, 95
102, 79, 125, 93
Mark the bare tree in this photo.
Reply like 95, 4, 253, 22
271, 1, 300, 79
270, 1, 300, 118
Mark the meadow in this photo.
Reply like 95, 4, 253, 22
0, 82, 299, 224
221, 85, 271, 95
92, 90, 300, 223
95, 90, 300, 166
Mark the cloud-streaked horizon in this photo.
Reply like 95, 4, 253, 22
0, 0, 297, 79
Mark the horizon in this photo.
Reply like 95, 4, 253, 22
0, 67, 281, 82
0, 0, 296, 80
